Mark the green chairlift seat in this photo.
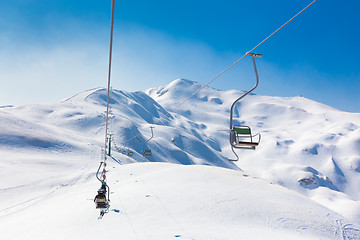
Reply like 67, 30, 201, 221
128, 149, 134, 156
143, 149, 152, 157
231, 125, 261, 149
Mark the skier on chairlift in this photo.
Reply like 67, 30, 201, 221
94, 182, 110, 218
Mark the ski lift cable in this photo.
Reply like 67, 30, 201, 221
165, 0, 319, 114
97, 0, 115, 180
114, 194, 141, 240
120, 121, 161, 146
102, 1, 319, 225
96, 0, 115, 181
139, 178, 195, 239
110, 125, 154, 159
118, 0, 319, 148
114, 0, 318, 157
94, 0, 115, 219
107, 152, 194, 239
107, 97, 167, 147
104, 0, 116, 163
103, 1, 318, 222
125, 164, 195, 240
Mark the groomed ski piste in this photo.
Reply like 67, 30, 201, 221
0, 79, 360, 239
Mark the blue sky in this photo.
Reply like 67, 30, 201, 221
0, 0, 359, 112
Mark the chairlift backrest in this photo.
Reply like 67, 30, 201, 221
233, 126, 251, 135
231, 125, 260, 149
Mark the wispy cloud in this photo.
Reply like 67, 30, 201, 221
0, 24, 241, 105
0, 21, 358, 112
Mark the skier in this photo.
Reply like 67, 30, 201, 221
94, 182, 110, 218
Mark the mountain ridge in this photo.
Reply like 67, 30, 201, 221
0, 78, 359, 238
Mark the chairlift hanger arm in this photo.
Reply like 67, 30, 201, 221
228, 145, 240, 161
145, 126, 154, 144
106, 183, 110, 202
228, 53, 261, 162
229, 53, 261, 128
96, 162, 104, 182
143, 126, 154, 155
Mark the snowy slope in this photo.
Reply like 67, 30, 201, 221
1, 162, 359, 240
147, 79, 360, 223
0, 79, 360, 239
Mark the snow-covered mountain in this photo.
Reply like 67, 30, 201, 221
148, 79, 360, 220
0, 79, 359, 239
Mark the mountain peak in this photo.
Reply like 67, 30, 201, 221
146, 78, 219, 103
170, 78, 200, 86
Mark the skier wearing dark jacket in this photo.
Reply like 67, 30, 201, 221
94, 182, 109, 209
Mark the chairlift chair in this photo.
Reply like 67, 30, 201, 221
94, 162, 110, 218
143, 149, 152, 157
228, 52, 262, 161
128, 148, 134, 156
94, 187, 109, 210
94, 184, 110, 219
143, 126, 154, 157
231, 125, 261, 150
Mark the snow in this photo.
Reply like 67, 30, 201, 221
0, 78, 360, 239
1, 162, 357, 239
148, 79, 360, 221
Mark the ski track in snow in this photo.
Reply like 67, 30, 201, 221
0, 79, 360, 239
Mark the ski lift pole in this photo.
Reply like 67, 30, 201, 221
229, 52, 262, 129
107, 134, 112, 157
